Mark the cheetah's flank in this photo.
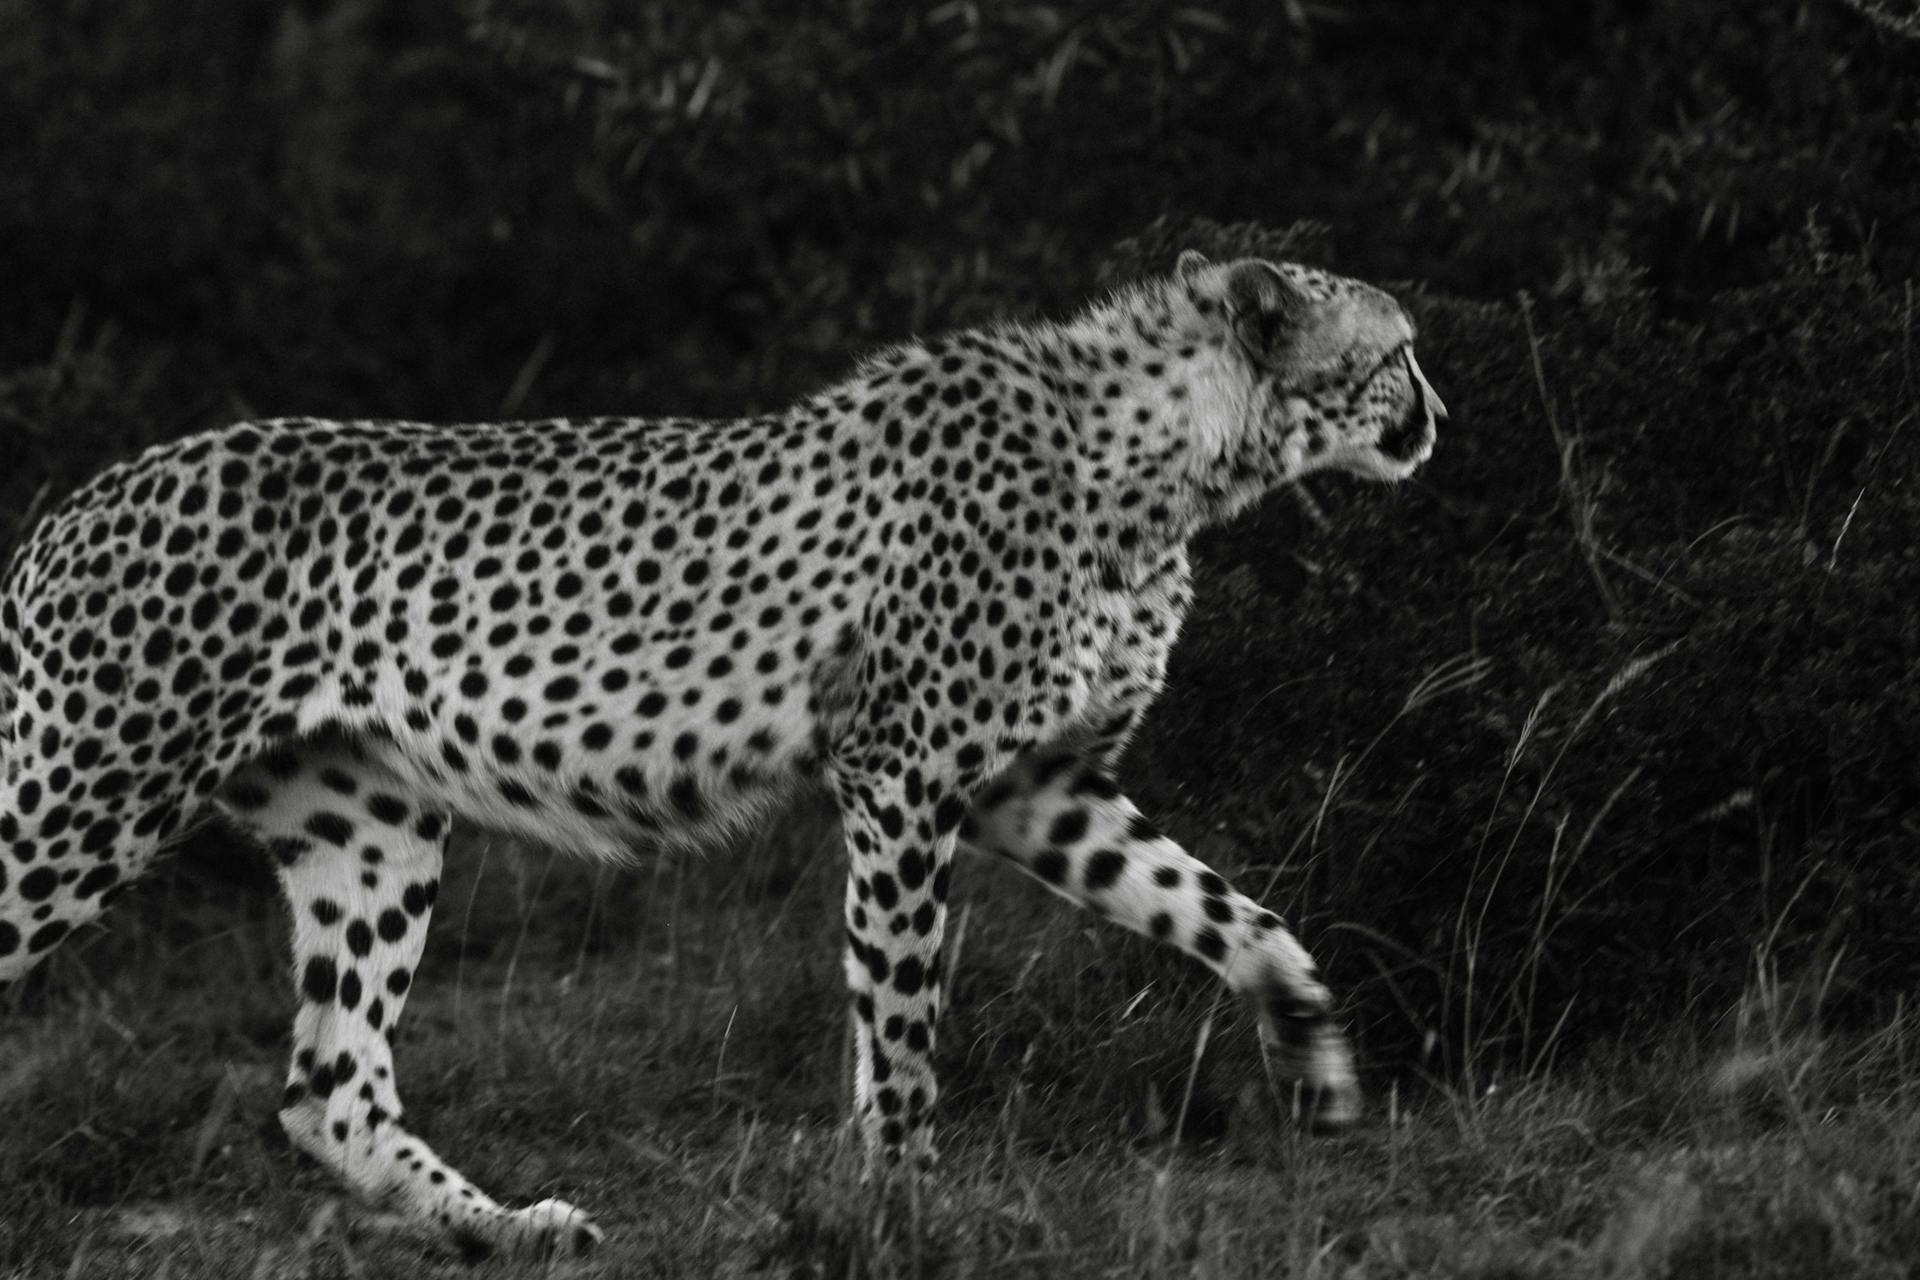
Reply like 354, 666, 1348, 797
0, 251, 1444, 1258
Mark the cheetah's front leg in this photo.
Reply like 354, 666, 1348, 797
829, 759, 973, 1170
219, 747, 602, 1259
961, 752, 1360, 1129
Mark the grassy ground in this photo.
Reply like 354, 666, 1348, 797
4, 817, 1918, 1278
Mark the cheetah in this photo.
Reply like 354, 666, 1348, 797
0, 250, 1444, 1257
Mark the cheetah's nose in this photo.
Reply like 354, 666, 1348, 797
1408, 351, 1447, 427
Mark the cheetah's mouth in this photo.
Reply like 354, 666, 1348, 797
1376, 381, 1430, 464
1373, 349, 1442, 468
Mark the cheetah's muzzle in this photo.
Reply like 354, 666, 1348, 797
1377, 351, 1444, 465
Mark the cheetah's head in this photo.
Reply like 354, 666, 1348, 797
1174, 250, 1446, 493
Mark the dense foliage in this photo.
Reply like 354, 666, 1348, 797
2, 0, 1916, 1073
1125, 230, 1919, 1070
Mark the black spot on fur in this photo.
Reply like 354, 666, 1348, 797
304, 812, 354, 847
1047, 809, 1090, 847
1084, 849, 1127, 891
1032, 849, 1069, 884
302, 957, 339, 1003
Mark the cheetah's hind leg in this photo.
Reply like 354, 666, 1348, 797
217, 742, 603, 1259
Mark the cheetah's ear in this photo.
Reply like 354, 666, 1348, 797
1223, 260, 1307, 367
1175, 249, 1211, 281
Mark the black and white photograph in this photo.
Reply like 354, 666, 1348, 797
2, 1, 1918, 1274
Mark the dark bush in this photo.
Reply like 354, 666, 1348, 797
1133, 234, 1919, 1069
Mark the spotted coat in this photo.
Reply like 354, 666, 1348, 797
0, 252, 1445, 1257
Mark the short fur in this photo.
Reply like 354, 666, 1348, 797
0, 254, 1444, 1257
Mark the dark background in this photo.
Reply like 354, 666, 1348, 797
3, 0, 1918, 1103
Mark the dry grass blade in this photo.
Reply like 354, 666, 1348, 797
188, 1065, 244, 1174
1838, 0, 1920, 38
1400, 653, 1494, 716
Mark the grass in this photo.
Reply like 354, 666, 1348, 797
3, 813, 1917, 1279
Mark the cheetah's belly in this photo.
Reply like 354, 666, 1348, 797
350, 637, 841, 862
